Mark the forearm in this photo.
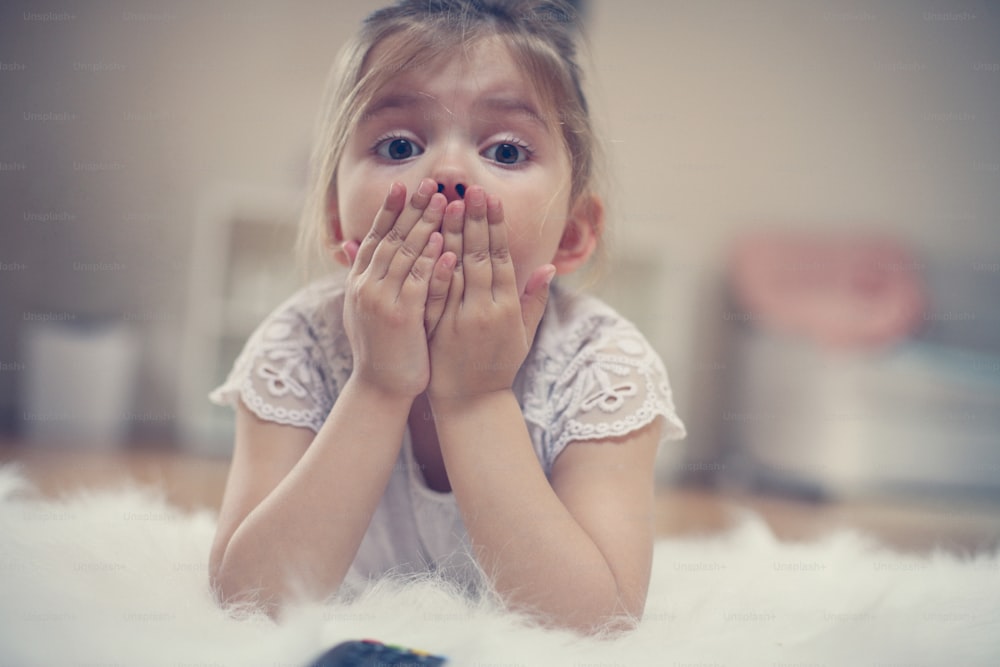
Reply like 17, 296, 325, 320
215, 378, 411, 611
431, 391, 629, 632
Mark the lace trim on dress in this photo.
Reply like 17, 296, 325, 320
520, 307, 686, 468
210, 278, 684, 467
209, 301, 337, 433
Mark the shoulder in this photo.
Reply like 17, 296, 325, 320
255, 274, 347, 348
208, 273, 352, 432
518, 284, 687, 469
527, 284, 658, 383
538, 284, 640, 352
271, 273, 347, 330
241, 274, 351, 375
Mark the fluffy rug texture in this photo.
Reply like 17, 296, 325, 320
1, 464, 997, 667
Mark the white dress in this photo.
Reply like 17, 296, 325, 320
209, 275, 686, 592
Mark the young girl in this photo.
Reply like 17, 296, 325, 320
207, 0, 685, 634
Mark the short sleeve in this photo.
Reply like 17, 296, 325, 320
208, 284, 349, 433
547, 324, 686, 461
519, 288, 687, 471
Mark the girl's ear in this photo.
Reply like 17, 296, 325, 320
552, 192, 604, 274
326, 191, 350, 267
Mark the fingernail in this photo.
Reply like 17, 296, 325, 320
467, 186, 485, 207
544, 266, 557, 286
417, 179, 436, 196
428, 193, 445, 211
388, 182, 402, 197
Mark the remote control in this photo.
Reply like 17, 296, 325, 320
306, 639, 447, 666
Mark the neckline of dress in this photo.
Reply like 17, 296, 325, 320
402, 426, 457, 503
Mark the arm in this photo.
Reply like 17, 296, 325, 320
211, 384, 411, 614
427, 187, 658, 633
431, 394, 662, 633
211, 180, 455, 614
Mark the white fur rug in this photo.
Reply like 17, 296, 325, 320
1, 464, 997, 666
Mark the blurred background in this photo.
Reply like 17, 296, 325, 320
1, 0, 998, 502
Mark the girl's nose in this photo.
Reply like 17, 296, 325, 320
430, 140, 470, 201
436, 181, 466, 201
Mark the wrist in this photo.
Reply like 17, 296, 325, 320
428, 388, 516, 418
343, 374, 418, 412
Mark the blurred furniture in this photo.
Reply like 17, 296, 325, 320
720, 234, 1000, 500
20, 318, 139, 447
178, 184, 303, 457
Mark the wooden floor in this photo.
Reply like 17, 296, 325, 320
2, 437, 999, 555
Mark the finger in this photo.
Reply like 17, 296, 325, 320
520, 264, 557, 344
441, 200, 464, 271
485, 194, 516, 299
367, 177, 438, 280
437, 200, 464, 322
461, 185, 492, 303
352, 182, 405, 276
440, 247, 465, 328
398, 230, 443, 304
424, 250, 456, 338
342, 240, 360, 267
385, 192, 447, 287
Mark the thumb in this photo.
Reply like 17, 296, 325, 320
520, 264, 556, 342
342, 240, 360, 267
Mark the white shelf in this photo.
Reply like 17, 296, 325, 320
179, 182, 305, 456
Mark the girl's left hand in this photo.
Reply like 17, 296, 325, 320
427, 186, 556, 400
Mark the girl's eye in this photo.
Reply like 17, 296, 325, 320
483, 141, 528, 165
375, 137, 423, 161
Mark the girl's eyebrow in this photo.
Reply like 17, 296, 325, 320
473, 97, 548, 128
360, 92, 547, 129
361, 93, 427, 121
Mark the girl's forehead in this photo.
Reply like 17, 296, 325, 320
365, 35, 539, 108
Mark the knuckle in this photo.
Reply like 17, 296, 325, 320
468, 249, 491, 265
350, 290, 377, 322
397, 242, 420, 261
358, 284, 382, 307
385, 308, 409, 327
473, 315, 493, 332
384, 226, 405, 244
407, 262, 428, 283
490, 246, 510, 262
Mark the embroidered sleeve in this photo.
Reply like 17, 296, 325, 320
542, 320, 686, 469
208, 305, 341, 434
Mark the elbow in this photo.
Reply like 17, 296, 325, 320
208, 559, 235, 606
209, 563, 283, 620
540, 603, 639, 637
565, 572, 647, 636
208, 545, 278, 617
570, 597, 643, 637
207, 543, 245, 608
209, 557, 250, 608
525, 576, 643, 636
208, 540, 343, 619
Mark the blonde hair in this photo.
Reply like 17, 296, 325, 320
294, 0, 603, 284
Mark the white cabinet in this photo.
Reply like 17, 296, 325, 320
179, 183, 304, 456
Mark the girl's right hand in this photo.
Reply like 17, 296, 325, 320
341, 178, 455, 399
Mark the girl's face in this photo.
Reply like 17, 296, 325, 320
333, 36, 594, 295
